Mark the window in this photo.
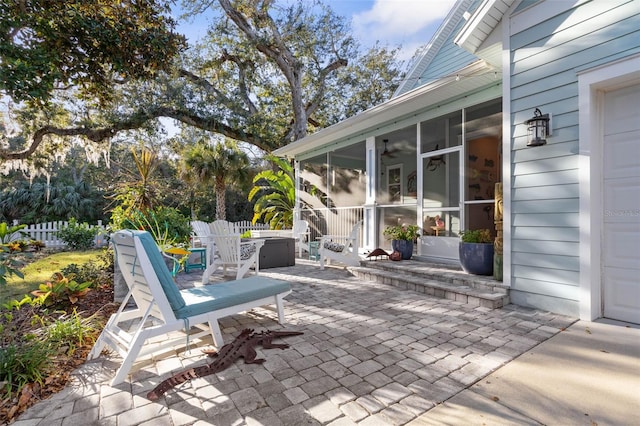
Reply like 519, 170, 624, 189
387, 164, 402, 203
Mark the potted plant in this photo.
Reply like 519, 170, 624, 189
383, 224, 421, 260
459, 229, 494, 275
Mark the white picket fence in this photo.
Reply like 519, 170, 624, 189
9, 219, 268, 249
10, 220, 108, 248
233, 220, 269, 235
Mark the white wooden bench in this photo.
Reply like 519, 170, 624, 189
88, 230, 292, 385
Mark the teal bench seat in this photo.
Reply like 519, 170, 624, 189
178, 277, 292, 318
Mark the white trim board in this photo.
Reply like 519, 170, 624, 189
577, 53, 640, 321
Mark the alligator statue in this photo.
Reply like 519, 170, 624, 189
147, 328, 303, 400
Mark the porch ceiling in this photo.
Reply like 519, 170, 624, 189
274, 60, 498, 159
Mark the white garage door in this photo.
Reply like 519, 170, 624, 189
602, 83, 640, 324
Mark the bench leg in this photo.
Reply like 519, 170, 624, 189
207, 319, 224, 349
275, 294, 287, 324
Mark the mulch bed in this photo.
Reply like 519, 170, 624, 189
0, 284, 118, 424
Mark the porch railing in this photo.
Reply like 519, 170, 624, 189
234, 221, 269, 235
300, 206, 364, 246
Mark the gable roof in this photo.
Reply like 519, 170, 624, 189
395, 0, 478, 96
273, 0, 508, 159
455, 0, 513, 53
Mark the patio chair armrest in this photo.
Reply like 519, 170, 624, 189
320, 235, 354, 243
241, 239, 265, 250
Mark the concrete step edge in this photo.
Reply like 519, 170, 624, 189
350, 267, 509, 309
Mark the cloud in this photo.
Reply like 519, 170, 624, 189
352, 0, 457, 45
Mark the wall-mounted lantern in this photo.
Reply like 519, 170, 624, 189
525, 108, 551, 147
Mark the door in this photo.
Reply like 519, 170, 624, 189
602, 83, 640, 323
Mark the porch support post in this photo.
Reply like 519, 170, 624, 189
363, 136, 377, 251
293, 160, 301, 223
416, 122, 423, 255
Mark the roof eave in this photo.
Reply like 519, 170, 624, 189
274, 60, 494, 158
454, 0, 514, 54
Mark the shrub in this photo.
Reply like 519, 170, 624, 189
60, 248, 113, 288
111, 206, 191, 247
459, 229, 493, 243
0, 340, 53, 396
0, 244, 25, 286
30, 272, 92, 308
0, 309, 101, 396
0, 222, 26, 244
57, 219, 97, 250
383, 224, 421, 241
45, 310, 98, 356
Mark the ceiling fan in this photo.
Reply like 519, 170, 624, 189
380, 139, 396, 158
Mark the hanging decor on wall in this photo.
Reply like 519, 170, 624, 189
426, 144, 445, 171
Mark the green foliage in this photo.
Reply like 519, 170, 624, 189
2, 0, 403, 169
2, 294, 42, 311
111, 207, 191, 248
30, 273, 92, 308
0, 181, 108, 224
0, 308, 102, 396
248, 156, 296, 229
383, 224, 421, 241
60, 262, 99, 287
60, 250, 113, 289
110, 147, 161, 217
0, 0, 184, 106
4, 250, 100, 300
0, 222, 26, 244
45, 310, 98, 356
179, 139, 250, 221
0, 340, 53, 396
56, 219, 97, 250
0, 244, 25, 287
459, 229, 493, 243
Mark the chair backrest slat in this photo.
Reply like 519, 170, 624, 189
210, 220, 243, 264
112, 230, 184, 323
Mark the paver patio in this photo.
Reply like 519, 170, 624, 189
14, 260, 576, 425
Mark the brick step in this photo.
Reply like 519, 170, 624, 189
349, 259, 509, 309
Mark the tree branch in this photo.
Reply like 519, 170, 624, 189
305, 58, 348, 118
0, 106, 275, 161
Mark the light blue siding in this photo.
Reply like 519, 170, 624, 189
509, 0, 640, 316
398, 0, 485, 94
418, 42, 477, 84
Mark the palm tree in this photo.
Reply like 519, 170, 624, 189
180, 139, 249, 221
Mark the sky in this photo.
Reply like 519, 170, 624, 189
174, 0, 458, 63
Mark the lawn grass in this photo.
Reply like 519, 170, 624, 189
3, 250, 103, 300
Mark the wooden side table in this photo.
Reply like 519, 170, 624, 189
184, 247, 207, 273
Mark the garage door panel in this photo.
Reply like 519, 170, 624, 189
603, 84, 640, 324
604, 84, 640, 135
603, 177, 640, 223
603, 267, 640, 324
603, 130, 640, 179
602, 224, 640, 269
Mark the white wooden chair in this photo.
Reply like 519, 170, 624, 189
319, 220, 363, 269
88, 230, 291, 385
202, 220, 265, 282
190, 220, 215, 266
292, 219, 310, 257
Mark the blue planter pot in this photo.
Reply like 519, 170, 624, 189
392, 239, 414, 260
459, 242, 494, 275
